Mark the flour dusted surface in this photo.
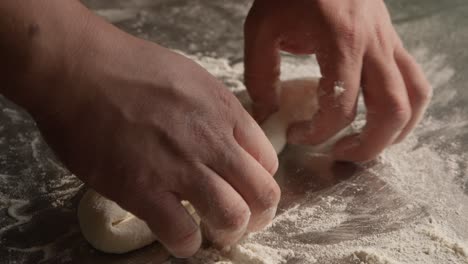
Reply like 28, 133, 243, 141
167, 52, 468, 264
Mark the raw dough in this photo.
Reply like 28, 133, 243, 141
77, 78, 320, 253
261, 78, 319, 154
78, 189, 157, 253
78, 189, 198, 253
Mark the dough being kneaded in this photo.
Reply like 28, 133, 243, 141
260, 78, 319, 154
78, 189, 157, 254
78, 78, 320, 254
78, 189, 198, 254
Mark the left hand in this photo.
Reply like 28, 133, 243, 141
244, 0, 432, 162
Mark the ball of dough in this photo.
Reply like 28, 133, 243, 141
78, 189, 157, 254
261, 78, 319, 154
78, 189, 199, 254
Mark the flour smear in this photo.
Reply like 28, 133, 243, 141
166, 51, 468, 264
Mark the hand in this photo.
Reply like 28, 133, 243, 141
3, 2, 280, 257
244, 0, 432, 162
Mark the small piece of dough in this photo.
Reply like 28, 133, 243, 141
78, 189, 157, 254
78, 189, 199, 254
261, 78, 319, 154
78, 78, 320, 253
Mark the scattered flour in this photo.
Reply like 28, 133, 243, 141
334, 81, 346, 97
2, 108, 23, 123
6, 199, 31, 223
350, 249, 399, 264
165, 51, 468, 264
30, 136, 41, 164
228, 243, 297, 264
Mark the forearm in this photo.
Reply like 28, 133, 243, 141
0, 0, 95, 112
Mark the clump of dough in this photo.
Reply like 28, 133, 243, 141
78, 189, 157, 254
261, 78, 320, 154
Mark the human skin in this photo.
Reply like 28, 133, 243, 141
0, 0, 432, 258
0, 0, 280, 258
244, 0, 433, 162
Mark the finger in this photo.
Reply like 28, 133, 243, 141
179, 163, 251, 247
234, 109, 279, 175
334, 52, 411, 162
244, 6, 281, 122
211, 138, 281, 233
393, 46, 432, 143
288, 48, 363, 145
127, 191, 201, 258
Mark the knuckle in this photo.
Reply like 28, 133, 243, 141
413, 83, 433, 107
337, 104, 357, 125
338, 22, 365, 56
211, 144, 237, 169
267, 155, 279, 175
215, 87, 238, 111
387, 103, 411, 125
252, 181, 281, 213
369, 26, 394, 57
375, 25, 391, 49
374, 27, 386, 47
221, 204, 251, 231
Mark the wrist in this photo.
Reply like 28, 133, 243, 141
0, 0, 103, 122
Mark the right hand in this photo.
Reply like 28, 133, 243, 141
244, 0, 432, 162
17, 6, 280, 257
